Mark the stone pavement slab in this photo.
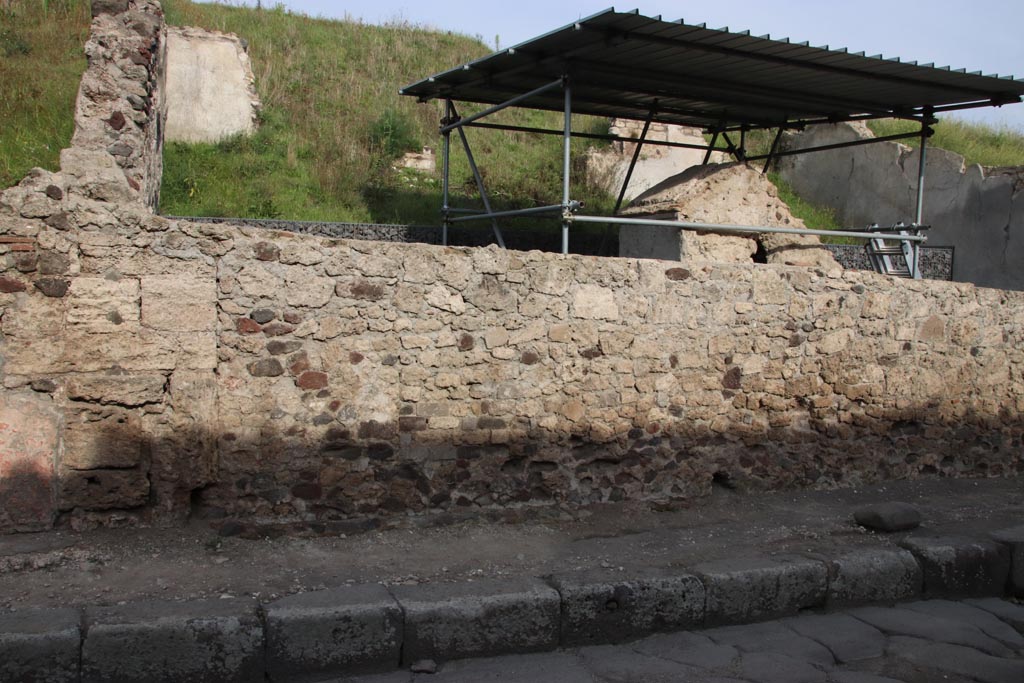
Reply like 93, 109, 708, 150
783, 613, 887, 664
631, 631, 739, 669
847, 605, 1013, 657
0, 607, 80, 683
703, 621, 835, 667
901, 599, 1024, 649
966, 597, 1024, 631
885, 635, 1024, 683
731, 651, 829, 683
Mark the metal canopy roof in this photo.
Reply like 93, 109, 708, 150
400, 8, 1024, 130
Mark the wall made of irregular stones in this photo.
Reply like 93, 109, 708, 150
1, 214, 1022, 530
0, 1, 1022, 533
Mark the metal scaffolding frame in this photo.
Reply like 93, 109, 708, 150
436, 75, 930, 276
406, 10, 1024, 280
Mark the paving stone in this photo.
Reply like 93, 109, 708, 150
391, 578, 559, 664
703, 621, 835, 667
424, 652, 595, 682
824, 547, 922, 608
0, 608, 81, 683
965, 598, 1024, 632
886, 635, 1024, 683
264, 583, 403, 681
82, 597, 264, 682
853, 502, 922, 532
847, 605, 1012, 657
783, 613, 887, 664
732, 651, 828, 683
901, 599, 1024, 649
548, 567, 704, 645
342, 673, 412, 683
899, 535, 1010, 598
693, 555, 827, 625
632, 631, 739, 670
827, 672, 904, 683
991, 525, 1024, 598
578, 644, 705, 682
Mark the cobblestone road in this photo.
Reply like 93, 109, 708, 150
351, 598, 1024, 683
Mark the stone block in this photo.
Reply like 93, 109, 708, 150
900, 535, 1011, 599
141, 275, 217, 331
0, 393, 60, 532
65, 372, 167, 406
825, 547, 922, 608
990, 526, 1024, 598
693, 555, 828, 625
264, 584, 402, 681
572, 284, 618, 320
0, 608, 81, 683
65, 277, 140, 329
853, 502, 922, 532
548, 568, 705, 646
82, 598, 264, 682
391, 578, 559, 663
58, 468, 149, 511
62, 415, 143, 470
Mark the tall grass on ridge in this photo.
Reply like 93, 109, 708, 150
159, 0, 614, 225
0, 0, 91, 188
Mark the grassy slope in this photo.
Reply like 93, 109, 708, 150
2, 1, 1021, 233
0, 0, 91, 189
867, 118, 1024, 168
159, 0, 612, 224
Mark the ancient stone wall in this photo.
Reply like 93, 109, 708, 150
0, 1, 1022, 534
776, 122, 1024, 292
1, 213, 1023, 531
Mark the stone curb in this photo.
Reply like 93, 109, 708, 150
1, 528, 1020, 680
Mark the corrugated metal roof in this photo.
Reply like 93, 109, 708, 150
400, 8, 1024, 129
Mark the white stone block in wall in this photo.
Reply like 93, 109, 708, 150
164, 26, 262, 144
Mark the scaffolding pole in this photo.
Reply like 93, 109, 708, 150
561, 76, 572, 255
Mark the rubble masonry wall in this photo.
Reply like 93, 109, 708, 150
0, 2, 1021, 533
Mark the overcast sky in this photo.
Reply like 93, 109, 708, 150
215, 0, 1024, 128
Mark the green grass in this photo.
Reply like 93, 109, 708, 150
867, 118, 1024, 168
158, 0, 613, 224
0, 0, 91, 189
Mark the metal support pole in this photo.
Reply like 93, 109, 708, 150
439, 78, 564, 133
599, 104, 656, 256
912, 115, 931, 279
915, 121, 929, 226
571, 214, 929, 242
614, 104, 656, 214
721, 131, 741, 161
703, 131, 719, 165
762, 127, 785, 174
561, 76, 572, 255
441, 99, 453, 246
452, 104, 505, 248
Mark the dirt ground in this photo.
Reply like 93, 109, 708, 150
0, 476, 1021, 611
